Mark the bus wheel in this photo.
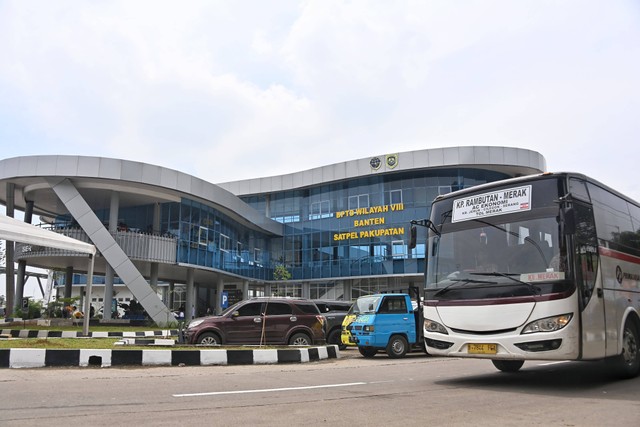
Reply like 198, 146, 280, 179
491, 359, 524, 373
386, 335, 408, 358
608, 319, 640, 379
358, 347, 378, 358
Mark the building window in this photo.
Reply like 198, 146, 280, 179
254, 248, 262, 263
388, 189, 403, 205
272, 214, 300, 224
392, 240, 405, 259
310, 200, 332, 220
220, 234, 230, 252
198, 226, 208, 246
348, 194, 369, 209
438, 186, 452, 196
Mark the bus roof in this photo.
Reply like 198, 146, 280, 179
434, 171, 640, 208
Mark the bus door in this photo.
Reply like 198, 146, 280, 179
572, 202, 605, 358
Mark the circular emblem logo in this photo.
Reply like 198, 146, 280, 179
370, 157, 381, 170
616, 265, 623, 284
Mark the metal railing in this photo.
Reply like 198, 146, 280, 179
15, 226, 178, 264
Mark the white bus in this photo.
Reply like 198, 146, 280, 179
421, 172, 640, 378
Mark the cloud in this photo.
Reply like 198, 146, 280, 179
0, 0, 638, 200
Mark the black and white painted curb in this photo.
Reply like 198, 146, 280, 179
0, 329, 179, 338
0, 346, 339, 368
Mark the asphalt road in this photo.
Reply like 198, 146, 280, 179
1, 349, 639, 426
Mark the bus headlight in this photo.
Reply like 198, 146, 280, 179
522, 314, 572, 334
424, 318, 448, 335
363, 325, 375, 332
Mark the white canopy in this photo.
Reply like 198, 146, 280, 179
0, 215, 95, 255
2, 214, 96, 335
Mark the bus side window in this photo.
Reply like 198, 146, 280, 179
573, 203, 598, 307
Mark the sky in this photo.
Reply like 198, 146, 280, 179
1, 0, 639, 298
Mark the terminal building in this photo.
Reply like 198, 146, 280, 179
0, 147, 546, 324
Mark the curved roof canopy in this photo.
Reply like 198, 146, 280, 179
0, 215, 95, 255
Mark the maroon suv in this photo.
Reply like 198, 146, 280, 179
184, 298, 326, 346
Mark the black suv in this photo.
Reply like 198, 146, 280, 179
184, 298, 326, 346
314, 300, 351, 350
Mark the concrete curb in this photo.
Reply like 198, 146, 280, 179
0, 346, 339, 368
0, 329, 179, 338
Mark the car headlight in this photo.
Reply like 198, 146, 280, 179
424, 318, 448, 335
363, 325, 375, 332
522, 314, 572, 334
188, 319, 204, 329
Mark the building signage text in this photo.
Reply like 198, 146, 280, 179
333, 203, 405, 241
452, 185, 532, 223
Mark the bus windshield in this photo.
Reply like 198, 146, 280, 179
426, 179, 573, 299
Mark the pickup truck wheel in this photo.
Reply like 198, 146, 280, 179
491, 359, 524, 373
327, 329, 346, 350
386, 335, 408, 358
289, 332, 312, 346
358, 347, 377, 358
198, 332, 220, 346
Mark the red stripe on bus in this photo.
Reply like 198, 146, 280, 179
598, 246, 640, 264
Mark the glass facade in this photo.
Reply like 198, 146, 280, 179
243, 168, 510, 282
52, 167, 510, 295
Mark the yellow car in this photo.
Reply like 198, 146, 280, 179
340, 301, 361, 346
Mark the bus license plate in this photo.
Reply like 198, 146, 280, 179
468, 343, 497, 354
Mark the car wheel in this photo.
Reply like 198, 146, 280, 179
491, 359, 524, 373
358, 347, 378, 358
327, 329, 346, 350
607, 319, 640, 379
386, 335, 408, 358
198, 332, 220, 346
289, 332, 312, 346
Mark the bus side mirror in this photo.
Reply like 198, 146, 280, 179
562, 208, 576, 234
408, 225, 417, 250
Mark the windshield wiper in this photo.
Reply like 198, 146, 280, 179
470, 271, 540, 295
433, 278, 497, 297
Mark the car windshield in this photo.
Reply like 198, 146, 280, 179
353, 296, 381, 314
220, 301, 243, 316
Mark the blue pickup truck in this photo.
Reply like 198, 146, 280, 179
349, 293, 425, 358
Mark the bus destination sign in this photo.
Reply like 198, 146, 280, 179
452, 185, 532, 223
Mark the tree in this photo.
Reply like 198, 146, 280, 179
273, 264, 291, 281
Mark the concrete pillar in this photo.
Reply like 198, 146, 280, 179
169, 282, 175, 309
103, 191, 119, 320
185, 269, 194, 323
343, 280, 352, 301
5, 183, 15, 316
302, 281, 310, 299
153, 202, 161, 234
15, 200, 33, 311
79, 286, 85, 311
64, 266, 73, 299
242, 280, 249, 300
206, 287, 212, 313
216, 276, 224, 315
150, 262, 159, 293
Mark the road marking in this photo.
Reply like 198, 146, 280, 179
173, 382, 368, 398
